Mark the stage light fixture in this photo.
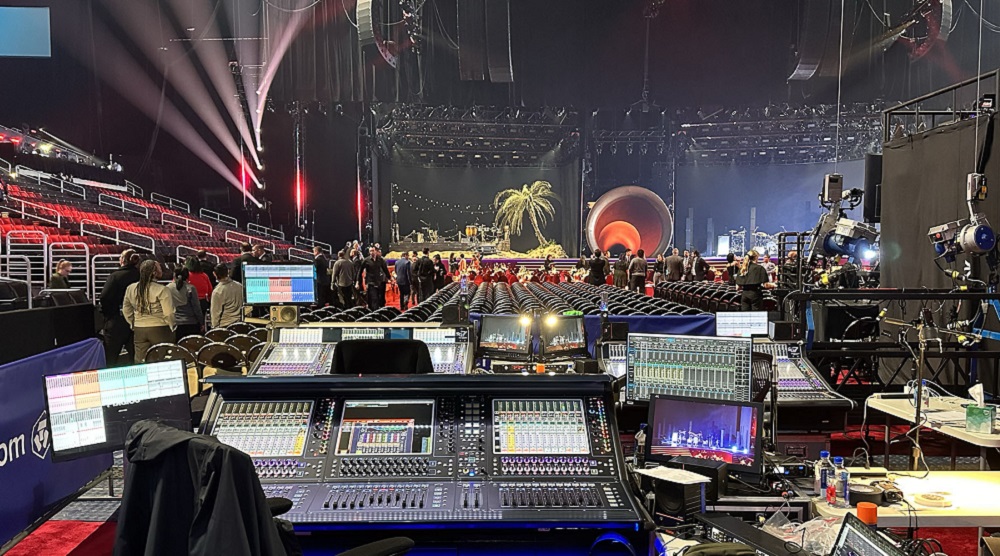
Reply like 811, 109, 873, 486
545, 314, 558, 327
861, 248, 878, 262
518, 315, 532, 327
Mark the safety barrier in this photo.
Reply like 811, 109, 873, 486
224, 229, 275, 252
90, 253, 121, 302
80, 219, 156, 253
150, 192, 191, 214
99, 193, 149, 219
248, 222, 285, 241
294, 236, 333, 253
4, 230, 47, 288
3, 196, 62, 227
288, 247, 313, 262
0, 254, 33, 306
199, 208, 238, 228
162, 212, 213, 236
48, 242, 91, 295
176, 245, 220, 266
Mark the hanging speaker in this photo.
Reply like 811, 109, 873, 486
270, 305, 300, 327
586, 186, 673, 255
863, 153, 882, 224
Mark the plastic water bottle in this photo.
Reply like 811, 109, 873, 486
460, 275, 468, 295
833, 456, 850, 507
814, 450, 834, 494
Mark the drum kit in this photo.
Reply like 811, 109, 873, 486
402, 220, 503, 246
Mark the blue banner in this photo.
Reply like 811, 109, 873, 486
0, 339, 113, 546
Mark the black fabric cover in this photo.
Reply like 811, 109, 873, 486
332, 339, 433, 374
114, 420, 287, 556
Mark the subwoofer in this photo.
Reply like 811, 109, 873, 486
586, 186, 673, 255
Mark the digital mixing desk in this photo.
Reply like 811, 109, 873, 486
248, 324, 474, 376
200, 374, 646, 546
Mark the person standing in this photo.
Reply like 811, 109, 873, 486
183, 256, 213, 313
167, 266, 204, 341
725, 252, 740, 286
734, 250, 772, 311
588, 250, 609, 286
395, 252, 412, 310
692, 250, 710, 281
196, 250, 218, 286
415, 248, 435, 301
210, 264, 244, 328
331, 250, 355, 308
433, 254, 447, 291
652, 253, 665, 285
313, 246, 331, 306
665, 248, 684, 282
123, 260, 175, 362
230, 243, 258, 283
628, 249, 648, 293
100, 249, 140, 365
359, 247, 389, 309
612, 253, 628, 288
49, 260, 73, 289
682, 249, 694, 281
408, 251, 419, 307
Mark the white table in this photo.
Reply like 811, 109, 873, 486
867, 394, 1000, 471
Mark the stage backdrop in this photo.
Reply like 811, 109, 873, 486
375, 161, 581, 255
675, 159, 864, 255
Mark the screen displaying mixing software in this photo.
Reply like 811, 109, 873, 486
244, 264, 317, 304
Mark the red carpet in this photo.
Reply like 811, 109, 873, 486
5, 521, 103, 556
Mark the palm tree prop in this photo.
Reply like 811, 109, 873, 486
494, 180, 559, 246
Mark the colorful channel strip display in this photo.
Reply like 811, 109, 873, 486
245, 264, 316, 304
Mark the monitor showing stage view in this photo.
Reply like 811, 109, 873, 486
336, 400, 435, 456
478, 315, 532, 358
244, 264, 317, 305
645, 394, 762, 476
539, 315, 588, 359
715, 311, 769, 338
43, 361, 190, 461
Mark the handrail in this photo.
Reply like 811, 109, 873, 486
0, 255, 33, 308
247, 222, 285, 241
0, 156, 11, 173
13, 165, 87, 199
150, 192, 191, 214
199, 208, 238, 228
90, 253, 121, 301
288, 247, 313, 262
80, 219, 155, 253
176, 245, 220, 265
162, 212, 213, 236
48, 242, 91, 296
294, 236, 333, 253
3, 196, 62, 227
124, 180, 144, 198
99, 193, 149, 219
224, 230, 275, 252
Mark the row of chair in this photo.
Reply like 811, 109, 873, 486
653, 280, 777, 312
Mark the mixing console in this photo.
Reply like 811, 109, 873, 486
599, 342, 628, 378
202, 374, 641, 532
254, 344, 335, 375
752, 342, 854, 404
625, 334, 752, 402
413, 328, 471, 373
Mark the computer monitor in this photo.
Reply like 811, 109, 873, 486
829, 512, 905, 556
716, 311, 769, 338
539, 315, 588, 359
243, 264, 317, 305
478, 315, 533, 360
43, 360, 191, 461
645, 394, 763, 477
625, 333, 753, 402
336, 400, 435, 455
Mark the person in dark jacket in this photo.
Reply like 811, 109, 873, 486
49, 260, 73, 289
407, 250, 419, 307
432, 254, 447, 291
331, 250, 355, 308
734, 249, 772, 310
413, 248, 435, 301
692, 250, 710, 281
394, 252, 412, 310
652, 253, 665, 285
612, 253, 629, 288
100, 249, 141, 366
196, 250, 217, 286
230, 243, 259, 283
114, 420, 287, 556
627, 249, 648, 293
725, 252, 740, 286
588, 250, 609, 286
313, 246, 331, 306
358, 247, 390, 309
665, 248, 684, 282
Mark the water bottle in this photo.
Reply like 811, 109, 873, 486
833, 456, 850, 507
814, 450, 834, 494
634, 424, 647, 466
460, 275, 468, 295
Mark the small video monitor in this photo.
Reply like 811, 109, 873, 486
715, 311, 769, 338
336, 400, 435, 456
645, 394, 763, 477
243, 264, 316, 305
539, 314, 588, 359
830, 512, 906, 556
43, 360, 191, 461
478, 315, 533, 360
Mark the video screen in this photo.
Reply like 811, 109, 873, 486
44, 361, 191, 460
479, 316, 532, 356
0, 8, 51, 58
647, 395, 760, 472
541, 316, 587, 356
244, 264, 316, 304
336, 400, 435, 455
492, 399, 590, 454
716, 311, 769, 338
831, 514, 901, 556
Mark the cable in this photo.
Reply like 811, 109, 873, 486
265, 0, 324, 14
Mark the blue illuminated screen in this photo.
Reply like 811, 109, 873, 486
0, 8, 51, 58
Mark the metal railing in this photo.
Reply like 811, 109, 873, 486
176, 245, 220, 265
91, 254, 121, 302
0, 156, 11, 173
3, 196, 62, 227
248, 222, 285, 241
14, 165, 88, 199
294, 236, 333, 253
80, 219, 156, 253
288, 247, 312, 262
150, 192, 191, 214
224, 230, 275, 252
883, 69, 1000, 142
199, 208, 238, 228
0, 255, 33, 306
49, 242, 91, 296
4, 230, 47, 288
162, 212, 213, 236
99, 193, 149, 219
124, 180, 144, 198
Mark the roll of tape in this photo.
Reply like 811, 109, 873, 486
849, 483, 884, 506
914, 492, 953, 508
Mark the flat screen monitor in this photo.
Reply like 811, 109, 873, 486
539, 315, 588, 359
716, 311, 769, 338
336, 400, 435, 456
478, 315, 533, 359
625, 333, 753, 402
43, 360, 191, 461
645, 394, 763, 476
243, 264, 317, 305
0, 7, 51, 58
829, 512, 905, 556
